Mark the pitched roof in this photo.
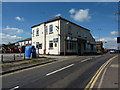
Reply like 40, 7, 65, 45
15, 38, 32, 43
31, 16, 90, 31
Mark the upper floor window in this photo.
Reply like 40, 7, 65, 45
32, 30, 34, 37
77, 32, 81, 37
68, 25, 72, 35
36, 28, 39, 36
49, 24, 53, 34
45, 26, 48, 35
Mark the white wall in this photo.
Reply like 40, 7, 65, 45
32, 20, 61, 55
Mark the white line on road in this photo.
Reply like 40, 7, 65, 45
10, 86, 19, 90
98, 67, 107, 88
95, 55, 101, 58
81, 58, 92, 62
46, 64, 74, 76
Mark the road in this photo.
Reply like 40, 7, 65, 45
1, 54, 116, 89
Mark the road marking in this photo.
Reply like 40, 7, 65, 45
81, 58, 92, 62
98, 67, 107, 88
85, 55, 118, 90
1, 58, 69, 77
95, 55, 101, 58
46, 64, 74, 76
10, 86, 19, 90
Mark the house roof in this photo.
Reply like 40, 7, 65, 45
31, 16, 90, 31
15, 38, 32, 43
96, 41, 103, 44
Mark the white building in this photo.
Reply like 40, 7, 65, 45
31, 16, 97, 55
15, 38, 32, 47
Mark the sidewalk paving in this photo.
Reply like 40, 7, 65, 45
94, 55, 119, 89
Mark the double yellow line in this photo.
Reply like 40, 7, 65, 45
85, 55, 118, 89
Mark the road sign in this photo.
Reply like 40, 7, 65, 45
117, 37, 120, 43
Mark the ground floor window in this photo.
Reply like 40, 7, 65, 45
49, 40, 53, 49
55, 43, 57, 47
36, 42, 42, 49
84, 42, 86, 50
67, 41, 77, 50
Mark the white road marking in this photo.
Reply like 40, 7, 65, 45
46, 64, 74, 76
98, 68, 107, 88
10, 86, 19, 90
95, 55, 101, 58
81, 58, 92, 62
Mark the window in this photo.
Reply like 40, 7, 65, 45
49, 24, 53, 34
53, 38, 58, 42
49, 43, 53, 48
33, 30, 34, 37
49, 40, 53, 49
68, 25, 72, 35
36, 42, 42, 49
91, 44, 94, 51
36, 42, 39, 48
45, 26, 48, 35
36, 28, 39, 36
84, 42, 86, 50
77, 32, 80, 37
55, 43, 57, 47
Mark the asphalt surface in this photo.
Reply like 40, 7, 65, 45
2, 54, 116, 89
94, 54, 119, 88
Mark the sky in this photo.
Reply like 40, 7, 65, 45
1, 2, 119, 49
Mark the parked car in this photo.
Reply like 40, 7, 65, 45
110, 50, 115, 54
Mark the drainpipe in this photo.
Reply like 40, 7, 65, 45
44, 23, 46, 54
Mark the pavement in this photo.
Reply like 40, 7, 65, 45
1, 54, 117, 89
0, 53, 24, 62
94, 54, 119, 89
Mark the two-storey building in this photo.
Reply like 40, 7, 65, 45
31, 16, 97, 55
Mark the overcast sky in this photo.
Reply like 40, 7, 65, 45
1, 2, 119, 49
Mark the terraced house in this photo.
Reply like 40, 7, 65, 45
31, 16, 97, 55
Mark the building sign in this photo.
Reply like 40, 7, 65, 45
117, 37, 120, 43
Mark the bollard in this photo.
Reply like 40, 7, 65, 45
1, 55, 3, 62
14, 54, 15, 61
24, 53, 25, 60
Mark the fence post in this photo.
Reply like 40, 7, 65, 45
1, 55, 3, 62
14, 54, 15, 61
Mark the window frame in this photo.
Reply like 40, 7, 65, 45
36, 28, 39, 36
32, 30, 34, 37
49, 24, 53, 34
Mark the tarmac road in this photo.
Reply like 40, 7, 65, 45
1, 54, 116, 89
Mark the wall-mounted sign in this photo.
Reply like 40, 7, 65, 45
117, 37, 120, 43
